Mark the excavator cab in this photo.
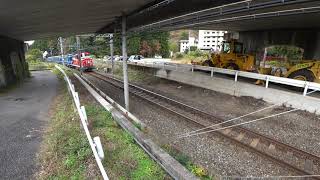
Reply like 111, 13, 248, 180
222, 40, 244, 54
214, 39, 255, 71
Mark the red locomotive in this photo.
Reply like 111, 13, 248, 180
72, 52, 94, 71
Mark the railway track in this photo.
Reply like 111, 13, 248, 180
86, 71, 320, 178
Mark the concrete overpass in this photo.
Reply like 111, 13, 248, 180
1, 0, 320, 87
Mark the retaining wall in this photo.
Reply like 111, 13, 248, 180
126, 64, 320, 115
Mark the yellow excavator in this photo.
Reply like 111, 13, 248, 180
192, 39, 320, 83
192, 39, 256, 72
257, 46, 320, 83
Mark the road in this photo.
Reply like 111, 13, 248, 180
0, 71, 58, 179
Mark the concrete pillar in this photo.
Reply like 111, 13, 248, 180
109, 33, 114, 74
0, 58, 6, 87
76, 36, 82, 74
0, 35, 28, 87
122, 15, 129, 111
59, 37, 64, 65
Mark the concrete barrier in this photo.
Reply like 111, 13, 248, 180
155, 69, 320, 115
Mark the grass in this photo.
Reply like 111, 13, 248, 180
172, 51, 209, 64
85, 104, 168, 180
112, 63, 160, 85
37, 79, 94, 179
38, 67, 167, 179
28, 61, 55, 71
162, 145, 214, 180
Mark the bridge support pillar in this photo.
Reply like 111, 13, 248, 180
0, 35, 29, 88
122, 14, 129, 111
109, 33, 114, 74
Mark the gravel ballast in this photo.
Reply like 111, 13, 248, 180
84, 73, 301, 177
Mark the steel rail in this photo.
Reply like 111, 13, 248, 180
87, 71, 320, 178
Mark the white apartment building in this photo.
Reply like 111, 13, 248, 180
180, 40, 189, 53
179, 30, 226, 53
179, 37, 197, 53
198, 30, 226, 51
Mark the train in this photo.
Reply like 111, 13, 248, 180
47, 52, 94, 71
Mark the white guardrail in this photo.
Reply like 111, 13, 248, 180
124, 61, 320, 96
55, 65, 109, 180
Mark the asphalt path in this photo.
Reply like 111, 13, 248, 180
0, 71, 58, 179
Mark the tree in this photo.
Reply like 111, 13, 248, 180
180, 31, 188, 40
140, 41, 152, 57
169, 42, 179, 53
26, 49, 42, 62
128, 36, 141, 55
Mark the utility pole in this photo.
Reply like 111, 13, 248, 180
76, 35, 82, 74
59, 37, 64, 65
122, 15, 129, 111
109, 33, 114, 74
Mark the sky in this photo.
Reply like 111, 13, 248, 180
25, 40, 34, 45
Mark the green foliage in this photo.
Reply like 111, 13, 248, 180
189, 46, 197, 52
175, 53, 184, 59
31, 31, 170, 58
26, 49, 42, 62
85, 104, 166, 179
162, 144, 213, 179
31, 38, 59, 55
169, 41, 179, 53
266, 45, 303, 61
38, 83, 92, 179
180, 31, 189, 40
128, 36, 141, 55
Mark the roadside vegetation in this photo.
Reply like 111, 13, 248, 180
102, 65, 215, 179
162, 144, 214, 180
172, 50, 208, 64
26, 49, 54, 71
85, 104, 167, 179
111, 63, 160, 84
37, 68, 167, 179
36, 70, 97, 179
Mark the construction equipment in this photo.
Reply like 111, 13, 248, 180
257, 46, 320, 83
192, 39, 256, 72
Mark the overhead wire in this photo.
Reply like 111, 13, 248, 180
178, 89, 318, 139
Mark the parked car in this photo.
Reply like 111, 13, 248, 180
128, 55, 144, 62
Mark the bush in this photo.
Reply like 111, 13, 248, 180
189, 46, 197, 52
175, 53, 184, 59
26, 49, 42, 62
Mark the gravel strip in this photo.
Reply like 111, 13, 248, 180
84, 74, 296, 177
135, 78, 320, 157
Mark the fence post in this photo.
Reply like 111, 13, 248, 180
94, 137, 104, 160
303, 82, 310, 96
235, 71, 239, 82
81, 106, 89, 125
265, 76, 270, 88
211, 67, 214, 77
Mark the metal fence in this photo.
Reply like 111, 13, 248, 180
125, 61, 320, 96
55, 65, 109, 180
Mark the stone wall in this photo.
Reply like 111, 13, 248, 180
0, 35, 28, 87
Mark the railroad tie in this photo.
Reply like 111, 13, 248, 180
268, 144, 276, 152
250, 138, 260, 148
304, 159, 314, 174
235, 132, 245, 141
222, 128, 231, 135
